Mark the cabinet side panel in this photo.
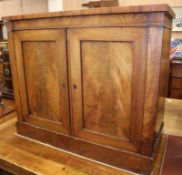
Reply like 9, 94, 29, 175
8, 31, 24, 121
155, 28, 172, 134
141, 27, 164, 156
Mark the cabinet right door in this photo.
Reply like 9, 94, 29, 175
68, 27, 148, 153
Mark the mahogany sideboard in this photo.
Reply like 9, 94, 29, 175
3, 4, 174, 175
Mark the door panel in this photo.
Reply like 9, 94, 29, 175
14, 30, 70, 134
23, 41, 62, 122
82, 41, 132, 140
68, 28, 148, 152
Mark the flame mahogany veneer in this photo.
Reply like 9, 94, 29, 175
3, 4, 174, 174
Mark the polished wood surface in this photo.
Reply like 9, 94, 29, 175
0, 98, 15, 123
68, 27, 148, 153
0, 114, 135, 175
0, 99, 15, 118
24, 41, 61, 122
0, 98, 181, 175
4, 4, 174, 174
14, 30, 70, 134
7, 13, 172, 32
82, 41, 132, 139
171, 79, 182, 88
2, 4, 175, 21
153, 27, 171, 155
164, 99, 182, 136
152, 134, 168, 175
168, 58, 182, 99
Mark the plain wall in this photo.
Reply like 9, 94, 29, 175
0, 0, 48, 19
118, 0, 182, 7
48, 0, 63, 12
62, 0, 182, 10
0, 0, 48, 39
22, 0, 48, 14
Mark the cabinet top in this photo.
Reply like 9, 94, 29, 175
2, 4, 175, 21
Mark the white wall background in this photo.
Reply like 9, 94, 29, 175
0, 0, 48, 19
0, 0, 48, 39
62, 0, 182, 11
48, 0, 63, 12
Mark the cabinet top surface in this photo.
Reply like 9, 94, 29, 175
2, 4, 174, 21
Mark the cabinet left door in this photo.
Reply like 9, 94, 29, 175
10, 29, 70, 134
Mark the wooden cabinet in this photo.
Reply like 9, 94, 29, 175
168, 58, 182, 99
3, 4, 174, 174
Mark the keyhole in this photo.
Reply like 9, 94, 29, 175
73, 84, 77, 90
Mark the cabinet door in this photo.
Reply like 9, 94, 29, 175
14, 30, 70, 134
68, 28, 148, 152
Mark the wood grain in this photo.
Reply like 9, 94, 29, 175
168, 58, 182, 99
23, 41, 61, 122
171, 79, 182, 88
0, 99, 15, 118
1, 97, 180, 175
164, 99, 182, 136
82, 41, 132, 140
170, 89, 182, 99
8, 32, 24, 122
0, 113, 137, 175
68, 27, 148, 152
2, 4, 175, 21
14, 30, 71, 134
140, 27, 164, 156
155, 27, 172, 151
9, 12, 172, 32
0, 99, 15, 124
5, 4, 174, 174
